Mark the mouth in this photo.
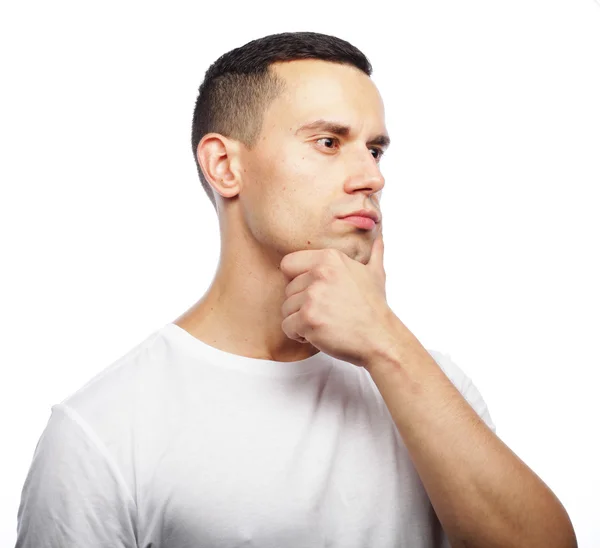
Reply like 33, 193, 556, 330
338, 216, 376, 230
337, 208, 380, 230
338, 208, 380, 223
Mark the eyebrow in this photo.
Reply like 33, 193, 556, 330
295, 119, 391, 149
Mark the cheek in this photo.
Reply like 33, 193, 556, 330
248, 185, 321, 253
243, 142, 333, 239
259, 148, 318, 204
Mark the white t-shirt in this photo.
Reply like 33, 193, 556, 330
15, 322, 496, 547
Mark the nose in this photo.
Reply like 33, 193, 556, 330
346, 151, 385, 197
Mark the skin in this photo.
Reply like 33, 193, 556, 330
172, 59, 579, 546
174, 59, 389, 363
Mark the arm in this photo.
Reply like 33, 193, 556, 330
365, 312, 577, 548
15, 404, 137, 548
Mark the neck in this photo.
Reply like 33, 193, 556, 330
173, 251, 320, 363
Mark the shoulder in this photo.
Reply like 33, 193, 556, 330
60, 327, 167, 418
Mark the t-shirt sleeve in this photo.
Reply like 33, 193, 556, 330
15, 404, 137, 548
427, 349, 497, 434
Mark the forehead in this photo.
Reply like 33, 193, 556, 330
266, 59, 386, 132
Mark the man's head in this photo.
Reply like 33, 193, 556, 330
191, 31, 389, 265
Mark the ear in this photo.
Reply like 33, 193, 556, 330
197, 134, 242, 199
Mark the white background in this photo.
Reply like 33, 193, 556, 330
1, 0, 598, 546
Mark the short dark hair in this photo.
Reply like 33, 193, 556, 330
190, 31, 373, 211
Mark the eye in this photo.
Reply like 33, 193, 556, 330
316, 137, 339, 149
370, 147, 385, 161
315, 137, 385, 162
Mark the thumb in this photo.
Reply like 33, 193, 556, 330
367, 223, 385, 275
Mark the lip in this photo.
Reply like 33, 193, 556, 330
340, 216, 376, 230
338, 209, 381, 223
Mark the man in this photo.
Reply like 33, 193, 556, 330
16, 32, 577, 547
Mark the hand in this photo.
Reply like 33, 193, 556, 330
279, 226, 395, 369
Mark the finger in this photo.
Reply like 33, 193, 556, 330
284, 271, 313, 299
281, 310, 305, 342
280, 249, 322, 281
367, 219, 385, 277
281, 291, 306, 320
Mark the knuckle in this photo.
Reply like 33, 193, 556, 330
326, 248, 340, 260
315, 264, 335, 280
306, 285, 319, 302
302, 300, 316, 321
314, 266, 328, 279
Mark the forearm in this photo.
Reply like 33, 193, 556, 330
366, 314, 577, 548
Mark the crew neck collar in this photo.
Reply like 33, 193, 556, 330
161, 322, 334, 378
